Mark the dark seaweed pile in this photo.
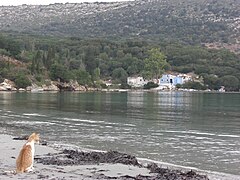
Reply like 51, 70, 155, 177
36, 149, 209, 180
12, 136, 208, 179
36, 150, 140, 167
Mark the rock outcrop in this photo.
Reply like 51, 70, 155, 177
56, 80, 86, 91
0, 79, 17, 91
68, 80, 86, 91
25, 80, 86, 92
26, 83, 44, 92
42, 81, 59, 91
0, 79, 87, 92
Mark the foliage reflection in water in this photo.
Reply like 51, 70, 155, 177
0, 91, 239, 175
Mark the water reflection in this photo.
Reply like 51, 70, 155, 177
0, 91, 240, 175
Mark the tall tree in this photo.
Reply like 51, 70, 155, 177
83, 46, 99, 75
35, 50, 42, 74
143, 48, 169, 80
112, 67, 128, 84
220, 75, 239, 91
46, 47, 55, 69
93, 67, 101, 82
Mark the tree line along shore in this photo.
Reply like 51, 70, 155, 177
0, 34, 240, 92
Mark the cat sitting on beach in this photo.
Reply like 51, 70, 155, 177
16, 133, 40, 173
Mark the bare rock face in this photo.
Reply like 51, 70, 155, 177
18, 88, 26, 91
42, 81, 59, 91
24, 80, 87, 92
26, 81, 59, 91
74, 86, 87, 91
26, 83, 43, 92
68, 80, 86, 91
26, 86, 33, 91
55, 80, 86, 91
0, 79, 17, 91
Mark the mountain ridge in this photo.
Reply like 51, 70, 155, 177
0, 0, 239, 46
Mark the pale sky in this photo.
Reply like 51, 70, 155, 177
0, 0, 126, 6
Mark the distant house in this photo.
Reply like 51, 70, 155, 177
127, 74, 192, 89
104, 80, 113, 87
218, 86, 225, 92
159, 74, 192, 89
127, 77, 148, 88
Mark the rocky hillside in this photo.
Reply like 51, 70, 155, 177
0, 0, 239, 45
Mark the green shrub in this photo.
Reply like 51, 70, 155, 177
220, 75, 239, 91
143, 82, 159, 89
100, 83, 107, 89
14, 73, 31, 88
73, 70, 92, 85
0, 48, 10, 56
181, 81, 207, 90
120, 83, 131, 89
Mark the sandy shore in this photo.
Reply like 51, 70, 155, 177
0, 134, 238, 180
0, 134, 152, 179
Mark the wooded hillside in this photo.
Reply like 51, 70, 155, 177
0, 34, 239, 91
0, 0, 239, 46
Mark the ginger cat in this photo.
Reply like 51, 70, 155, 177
16, 133, 40, 173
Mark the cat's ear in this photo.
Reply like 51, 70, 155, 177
30, 132, 36, 136
32, 132, 40, 137
35, 133, 40, 139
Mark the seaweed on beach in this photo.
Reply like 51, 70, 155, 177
36, 149, 140, 166
12, 135, 29, 140
144, 163, 209, 180
35, 149, 209, 180
13, 136, 48, 146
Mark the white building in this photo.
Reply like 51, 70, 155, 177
158, 74, 192, 90
103, 80, 113, 87
158, 74, 176, 89
127, 77, 148, 88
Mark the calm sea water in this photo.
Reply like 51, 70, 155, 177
0, 91, 239, 176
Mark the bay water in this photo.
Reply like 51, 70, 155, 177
0, 91, 239, 176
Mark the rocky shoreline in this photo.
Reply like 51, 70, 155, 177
0, 134, 209, 180
0, 79, 239, 93
0, 79, 125, 92
0, 79, 89, 92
